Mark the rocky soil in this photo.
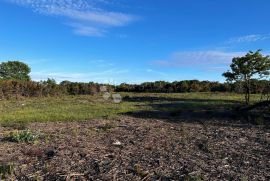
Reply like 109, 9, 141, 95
0, 116, 269, 180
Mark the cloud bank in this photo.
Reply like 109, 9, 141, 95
227, 34, 270, 44
153, 50, 245, 71
7, 0, 137, 36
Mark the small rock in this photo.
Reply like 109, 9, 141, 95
104, 154, 114, 159
113, 140, 122, 146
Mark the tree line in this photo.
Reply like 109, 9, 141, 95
1, 50, 270, 105
0, 61, 108, 99
115, 79, 270, 95
1, 78, 269, 100
116, 50, 270, 105
0, 79, 102, 100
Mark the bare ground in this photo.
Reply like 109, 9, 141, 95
0, 116, 269, 181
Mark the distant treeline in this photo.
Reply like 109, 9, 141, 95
115, 80, 270, 94
0, 79, 269, 100
0, 79, 102, 99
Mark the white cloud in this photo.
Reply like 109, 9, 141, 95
227, 34, 270, 44
153, 50, 245, 68
146, 69, 167, 76
71, 24, 105, 37
30, 68, 129, 83
7, 0, 137, 36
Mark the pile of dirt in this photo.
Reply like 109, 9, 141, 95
0, 116, 269, 180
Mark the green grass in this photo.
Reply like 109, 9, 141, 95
120, 92, 261, 102
0, 95, 139, 123
0, 92, 261, 124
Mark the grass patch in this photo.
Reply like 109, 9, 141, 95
0, 95, 139, 123
0, 93, 263, 123
1, 121, 28, 130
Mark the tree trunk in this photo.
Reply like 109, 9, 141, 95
244, 77, 251, 105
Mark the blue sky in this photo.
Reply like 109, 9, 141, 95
0, 0, 270, 84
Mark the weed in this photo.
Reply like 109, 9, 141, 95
241, 176, 248, 181
196, 139, 210, 153
71, 128, 79, 136
0, 164, 14, 179
96, 123, 114, 132
134, 164, 148, 178
44, 135, 51, 144
6, 130, 39, 143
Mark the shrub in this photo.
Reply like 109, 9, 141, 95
6, 130, 39, 143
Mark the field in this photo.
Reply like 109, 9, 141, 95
0, 93, 269, 180
0, 92, 263, 124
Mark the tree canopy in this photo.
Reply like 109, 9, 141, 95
0, 61, 31, 81
223, 50, 270, 104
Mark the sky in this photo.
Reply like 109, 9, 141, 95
0, 0, 270, 84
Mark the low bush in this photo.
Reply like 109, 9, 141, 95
6, 130, 39, 143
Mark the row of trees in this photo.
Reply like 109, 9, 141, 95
1, 78, 269, 100
0, 79, 101, 100
0, 61, 103, 99
115, 79, 270, 94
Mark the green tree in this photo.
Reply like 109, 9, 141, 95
180, 81, 189, 92
0, 61, 31, 81
223, 50, 270, 105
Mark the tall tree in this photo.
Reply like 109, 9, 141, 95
0, 61, 31, 81
223, 50, 270, 105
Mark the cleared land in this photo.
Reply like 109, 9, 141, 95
0, 93, 269, 180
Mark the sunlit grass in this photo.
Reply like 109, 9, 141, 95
0, 92, 260, 123
0, 95, 139, 123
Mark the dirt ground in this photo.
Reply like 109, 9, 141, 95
0, 116, 269, 180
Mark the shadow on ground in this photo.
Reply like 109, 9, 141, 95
121, 96, 269, 127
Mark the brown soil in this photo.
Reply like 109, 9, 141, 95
0, 116, 269, 180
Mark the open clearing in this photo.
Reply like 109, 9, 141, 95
0, 93, 269, 180
0, 92, 263, 123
